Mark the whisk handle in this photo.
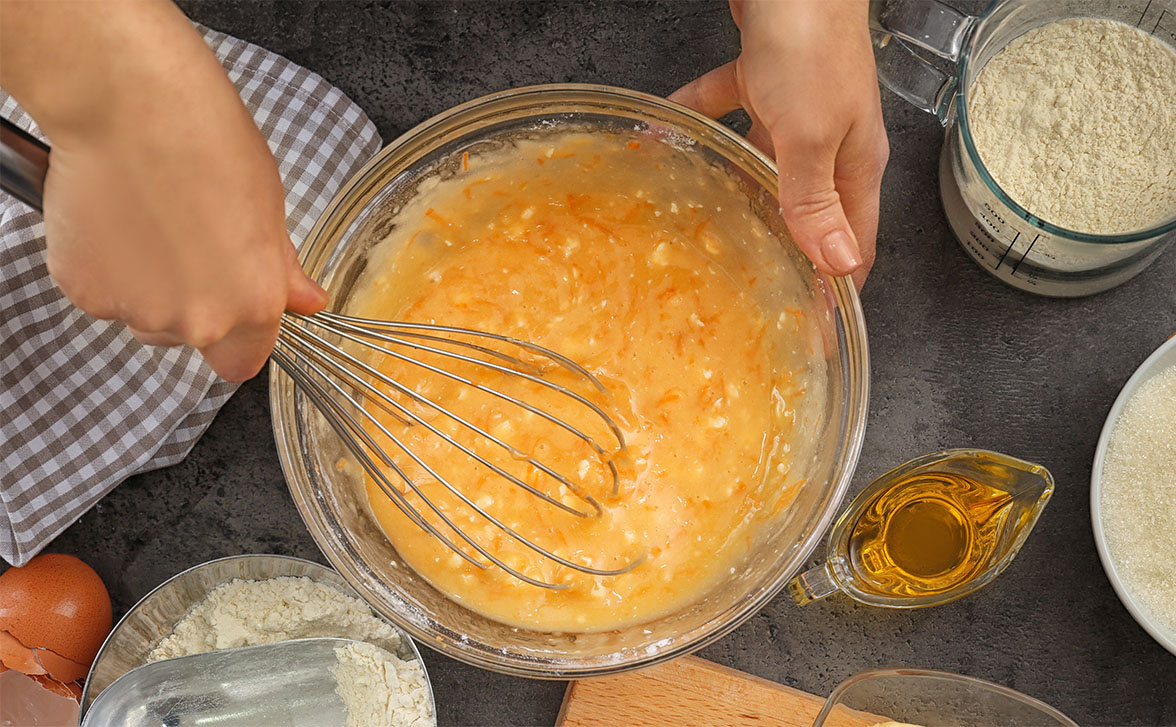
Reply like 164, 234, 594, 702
0, 117, 49, 212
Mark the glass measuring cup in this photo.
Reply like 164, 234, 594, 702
871, 0, 1176, 297
787, 449, 1053, 608
813, 668, 1078, 727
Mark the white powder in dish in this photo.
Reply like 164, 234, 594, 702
1100, 365, 1176, 634
147, 576, 434, 726
331, 641, 432, 727
148, 576, 403, 659
969, 17, 1176, 234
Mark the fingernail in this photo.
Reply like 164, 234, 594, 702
822, 230, 861, 274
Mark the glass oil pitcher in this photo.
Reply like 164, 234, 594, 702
870, 0, 1176, 296
787, 449, 1053, 608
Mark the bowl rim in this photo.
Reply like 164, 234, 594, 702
815, 666, 1077, 726
1089, 334, 1176, 657
79, 553, 435, 720
271, 82, 870, 678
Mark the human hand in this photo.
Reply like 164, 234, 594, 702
671, 0, 889, 289
0, 0, 327, 381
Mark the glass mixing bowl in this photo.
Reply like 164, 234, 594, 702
270, 84, 869, 678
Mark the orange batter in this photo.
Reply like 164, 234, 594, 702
347, 132, 806, 631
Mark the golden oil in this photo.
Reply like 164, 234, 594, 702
844, 472, 1017, 598
787, 450, 1053, 608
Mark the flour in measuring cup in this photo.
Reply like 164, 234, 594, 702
969, 18, 1176, 235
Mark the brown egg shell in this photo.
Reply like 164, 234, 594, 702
29, 672, 84, 702
33, 647, 89, 683
0, 670, 82, 724
0, 629, 46, 675
0, 553, 112, 665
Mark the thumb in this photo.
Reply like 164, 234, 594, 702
672, 61, 777, 157
283, 240, 329, 315
773, 136, 862, 277
669, 61, 742, 120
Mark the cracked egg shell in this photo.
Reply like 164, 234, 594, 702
0, 554, 112, 671
0, 630, 88, 682
0, 629, 45, 675
32, 647, 89, 683
0, 669, 82, 722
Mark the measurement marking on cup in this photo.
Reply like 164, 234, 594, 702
1010, 234, 1042, 277
1154, 9, 1169, 34
995, 231, 1021, 270
1138, 0, 1153, 27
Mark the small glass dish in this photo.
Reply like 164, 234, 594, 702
813, 668, 1077, 727
788, 449, 1053, 609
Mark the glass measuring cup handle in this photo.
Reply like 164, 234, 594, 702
785, 561, 841, 605
0, 117, 49, 211
869, 0, 978, 124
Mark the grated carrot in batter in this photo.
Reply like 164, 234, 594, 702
346, 132, 815, 631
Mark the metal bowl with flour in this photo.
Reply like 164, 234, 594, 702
79, 554, 435, 721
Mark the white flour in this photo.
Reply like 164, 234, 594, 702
332, 641, 432, 727
148, 576, 434, 726
969, 17, 1176, 234
148, 576, 402, 658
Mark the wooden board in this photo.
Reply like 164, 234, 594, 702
556, 656, 877, 727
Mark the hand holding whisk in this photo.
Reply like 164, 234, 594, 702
1, 118, 641, 590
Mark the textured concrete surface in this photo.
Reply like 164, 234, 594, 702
28, 1, 1176, 725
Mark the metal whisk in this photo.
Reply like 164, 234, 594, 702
274, 311, 639, 589
0, 118, 639, 590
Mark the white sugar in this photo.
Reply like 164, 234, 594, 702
1100, 365, 1176, 634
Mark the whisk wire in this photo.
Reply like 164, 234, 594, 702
274, 313, 644, 589
296, 313, 627, 462
316, 312, 607, 393
320, 323, 545, 376
292, 343, 639, 582
279, 324, 599, 519
276, 342, 636, 589
316, 326, 625, 502
278, 346, 586, 589
271, 348, 483, 571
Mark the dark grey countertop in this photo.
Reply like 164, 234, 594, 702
43, 2, 1176, 725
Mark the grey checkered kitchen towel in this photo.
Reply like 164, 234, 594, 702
0, 25, 382, 566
